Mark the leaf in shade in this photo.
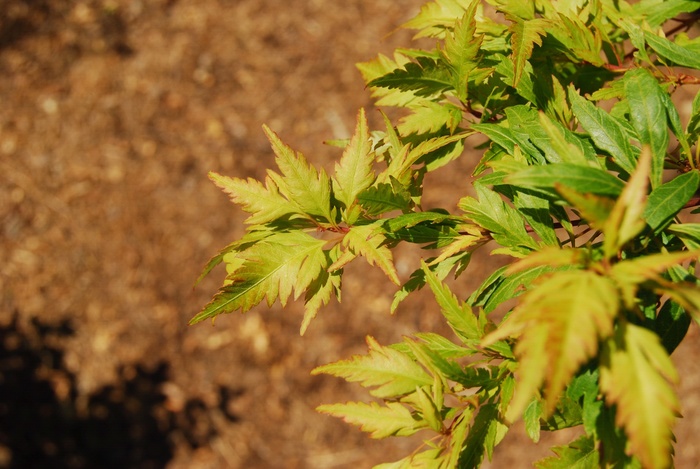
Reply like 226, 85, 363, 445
644, 170, 699, 234
568, 85, 638, 175
624, 68, 669, 188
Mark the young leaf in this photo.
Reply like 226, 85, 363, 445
482, 270, 619, 419
421, 260, 481, 343
599, 322, 680, 469
603, 146, 650, 258
190, 231, 328, 324
623, 68, 669, 188
332, 108, 376, 211
264, 126, 335, 223
312, 336, 433, 399
508, 17, 549, 87
208, 172, 304, 225
442, 1, 482, 101
331, 222, 400, 285
555, 184, 615, 231
317, 401, 428, 439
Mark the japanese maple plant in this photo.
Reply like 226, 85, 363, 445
192, 0, 700, 467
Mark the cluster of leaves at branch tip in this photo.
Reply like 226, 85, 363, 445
193, 0, 700, 467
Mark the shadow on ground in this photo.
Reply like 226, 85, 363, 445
0, 315, 240, 469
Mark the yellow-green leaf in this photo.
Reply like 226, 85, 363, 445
317, 401, 428, 439
312, 336, 433, 398
599, 323, 680, 469
483, 270, 619, 419
332, 108, 376, 211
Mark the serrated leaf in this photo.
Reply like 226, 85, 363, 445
624, 68, 669, 188
569, 86, 638, 175
459, 403, 507, 468
300, 245, 343, 335
333, 222, 400, 285
208, 172, 304, 225
506, 163, 625, 197
599, 322, 680, 469
535, 435, 598, 469
332, 108, 376, 210
358, 182, 412, 216
402, 0, 475, 38
190, 231, 327, 324
459, 184, 538, 252
644, 170, 700, 234
397, 101, 463, 136
264, 126, 335, 222
317, 401, 428, 439
508, 17, 549, 87
312, 336, 433, 399
442, 2, 482, 101
421, 260, 481, 343
603, 146, 651, 258
483, 270, 619, 418
645, 30, 700, 70
368, 56, 455, 97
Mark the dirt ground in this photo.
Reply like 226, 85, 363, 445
2, 1, 700, 468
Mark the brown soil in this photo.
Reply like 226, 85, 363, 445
2, 1, 700, 468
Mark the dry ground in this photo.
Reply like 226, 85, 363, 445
2, 1, 700, 468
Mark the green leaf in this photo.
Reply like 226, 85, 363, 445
645, 30, 700, 70
421, 260, 481, 343
459, 184, 538, 252
655, 300, 691, 354
358, 182, 412, 216
332, 109, 376, 210
506, 164, 625, 197
264, 126, 335, 222
599, 322, 680, 469
317, 401, 428, 439
459, 403, 508, 468
535, 435, 599, 469
483, 270, 619, 418
368, 56, 454, 97
312, 336, 433, 399
644, 170, 700, 234
668, 223, 700, 250
569, 86, 638, 175
190, 231, 328, 324
624, 69, 669, 188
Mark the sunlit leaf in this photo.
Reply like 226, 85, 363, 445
599, 323, 680, 469
312, 336, 433, 398
317, 401, 428, 439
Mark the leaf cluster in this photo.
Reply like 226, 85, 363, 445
194, 0, 700, 467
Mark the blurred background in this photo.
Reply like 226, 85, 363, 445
1, 1, 700, 468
